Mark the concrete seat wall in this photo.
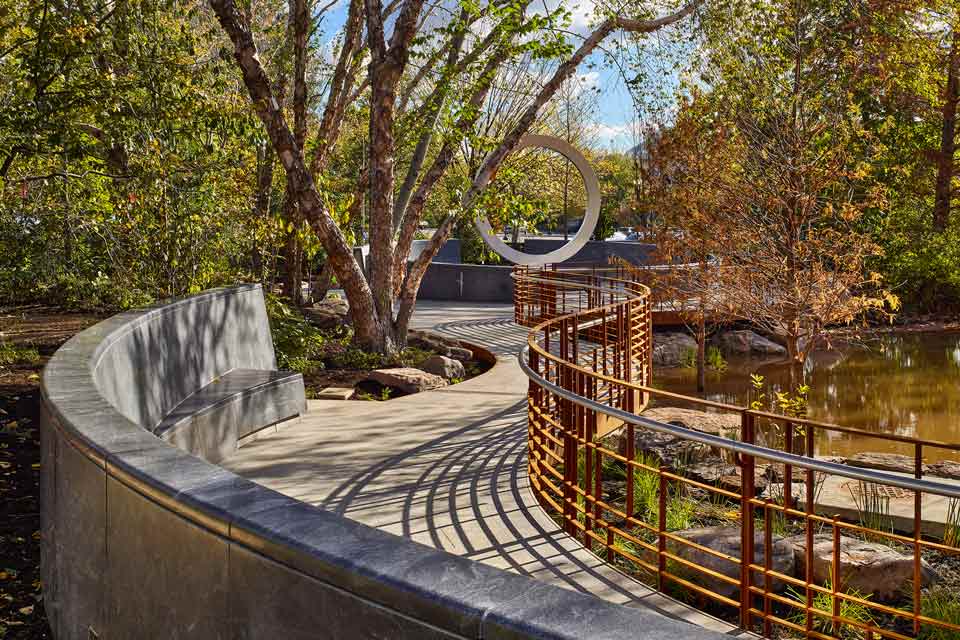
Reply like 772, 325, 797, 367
40, 284, 726, 640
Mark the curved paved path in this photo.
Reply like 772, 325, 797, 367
223, 301, 747, 636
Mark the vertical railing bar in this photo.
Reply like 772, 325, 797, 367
658, 469, 668, 592
914, 442, 923, 636
740, 411, 756, 631
626, 415, 635, 519
764, 502, 772, 638
832, 514, 841, 636
805, 424, 816, 637
784, 421, 794, 513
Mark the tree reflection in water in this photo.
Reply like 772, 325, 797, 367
654, 331, 960, 462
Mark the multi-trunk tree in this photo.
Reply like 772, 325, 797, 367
646, 0, 898, 365
209, 0, 699, 354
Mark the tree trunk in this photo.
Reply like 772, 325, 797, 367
786, 334, 800, 364
251, 142, 275, 282
283, 0, 309, 306
696, 302, 706, 393
211, 0, 698, 355
934, 29, 959, 233
313, 262, 336, 300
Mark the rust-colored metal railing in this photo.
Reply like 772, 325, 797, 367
513, 263, 960, 640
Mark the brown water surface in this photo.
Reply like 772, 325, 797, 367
653, 331, 960, 462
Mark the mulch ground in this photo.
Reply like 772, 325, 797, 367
0, 307, 102, 639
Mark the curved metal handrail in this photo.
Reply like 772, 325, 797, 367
513, 263, 960, 640
518, 344, 960, 500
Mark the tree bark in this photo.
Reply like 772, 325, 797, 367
210, 0, 380, 347
212, 0, 698, 353
934, 30, 959, 232
310, 0, 363, 176
696, 296, 706, 393
251, 141, 275, 281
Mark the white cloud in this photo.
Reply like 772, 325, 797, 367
586, 122, 633, 150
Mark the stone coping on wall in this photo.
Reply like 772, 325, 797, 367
41, 284, 729, 639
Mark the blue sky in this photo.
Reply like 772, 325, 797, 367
313, 0, 687, 151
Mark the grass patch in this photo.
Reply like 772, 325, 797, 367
787, 575, 875, 639
920, 587, 960, 640
944, 498, 960, 549
847, 481, 894, 543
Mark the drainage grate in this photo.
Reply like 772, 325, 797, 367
842, 481, 912, 500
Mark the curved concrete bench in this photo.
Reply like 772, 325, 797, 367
41, 284, 727, 640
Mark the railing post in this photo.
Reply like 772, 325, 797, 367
784, 422, 794, 512
914, 442, 923, 636
657, 469, 668, 592
763, 503, 772, 638
740, 411, 756, 632
832, 514, 841, 637
626, 418, 635, 519
805, 425, 815, 636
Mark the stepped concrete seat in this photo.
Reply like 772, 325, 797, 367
154, 368, 305, 463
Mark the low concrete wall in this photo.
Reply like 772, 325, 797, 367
522, 239, 656, 265
418, 261, 515, 303
411, 238, 461, 263
41, 284, 725, 640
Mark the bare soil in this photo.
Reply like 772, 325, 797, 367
0, 307, 102, 639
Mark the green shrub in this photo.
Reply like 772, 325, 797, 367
329, 347, 385, 370
706, 345, 727, 371
265, 294, 327, 369
0, 342, 41, 366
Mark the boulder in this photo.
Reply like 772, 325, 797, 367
422, 355, 466, 381
641, 407, 741, 438
652, 332, 697, 367
408, 330, 474, 361
369, 368, 447, 394
669, 525, 795, 598
602, 480, 627, 500
446, 346, 474, 362
685, 459, 738, 486
785, 534, 938, 602
712, 330, 786, 357
764, 464, 808, 484
927, 460, 960, 480
848, 452, 960, 480
847, 452, 916, 475
303, 298, 350, 330
716, 471, 768, 494
601, 426, 713, 470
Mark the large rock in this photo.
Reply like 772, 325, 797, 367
712, 330, 786, 357
786, 534, 938, 602
601, 426, 713, 470
422, 355, 466, 381
926, 460, 960, 480
685, 459, 738, 485
652, 333, 697, 367
641, 407, 741, 438
669, 525, 795, 598
848, 452, 960, 479
303, 298, 350, 330
408, 330, 474, 361
369, 368, 447, 394
847, 452, 916, 475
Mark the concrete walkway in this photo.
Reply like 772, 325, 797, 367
223, 301, 747, 636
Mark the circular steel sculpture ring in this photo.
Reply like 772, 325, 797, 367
475, 134, 601, 266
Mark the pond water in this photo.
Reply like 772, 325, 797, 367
653, 331, 960, 462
